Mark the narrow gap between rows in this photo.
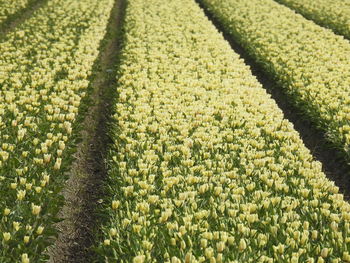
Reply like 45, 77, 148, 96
47, 0, 127, 262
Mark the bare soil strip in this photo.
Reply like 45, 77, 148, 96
48, 0, 126, 262
0, 0, 48, 37
196, 0, 350, 200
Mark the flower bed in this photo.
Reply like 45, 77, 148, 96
201, 0, 350, 160
96, 0, 350, 262
0, 0, 113, 261
274, 0, 350, 39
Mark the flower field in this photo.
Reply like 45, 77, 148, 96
95, 0, 350, 262
1, 0, 350, 262
200, 0, 350, 161
0, 0, 113, 261
0, 0, 38, 28
274, 0, 350, 39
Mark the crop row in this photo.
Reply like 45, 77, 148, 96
0, 0, 113, 261
96, 0, 350, 262
0, 0, 39, 28
274, 0, 350, 39
200, 0, 350, 161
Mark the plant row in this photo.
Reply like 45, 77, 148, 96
200, 0, 350, 161
0, 0, 39, 29
0, 0, 113, 261
96, 0, 350, 262
274, 0, 350, 39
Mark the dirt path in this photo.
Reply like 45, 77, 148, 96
47, 0, 126, 262
196, 0, 350, 200
0, 0, 48, 37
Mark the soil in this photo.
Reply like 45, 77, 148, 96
196, 0, 350, 200
47, 0, 126, 262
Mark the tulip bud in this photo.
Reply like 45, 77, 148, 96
17, 190, 26, 201
109, 228, 117, 236
13, 221, 20, 231
32, 204, 41, 215
239, 239, 247, 251
24, 236, 30, 244
321, 248, 329, 258
133, 255, 145, 263
21, 253, 30, 263
3, 232, 10, 241
112, 200, 120, 210
4, 208, 10, 216
37, 226, 44, 235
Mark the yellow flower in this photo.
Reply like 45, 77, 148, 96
3, 232, 10, 241
239, 239, 247, 251
133, 255, 145, 263
36, 226, 44, 235
24, 236, 30, 244
13, 221, 21, 231
321, 248, 329, 258
32, 204, 41, 215
21, 254, 30, 263
111, 200, 120, 210
216, 241, 225, 252
4, 208, 10, 216
17, 190, 26, 201
109, 228, 117, 236
54, 158, 62, 170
